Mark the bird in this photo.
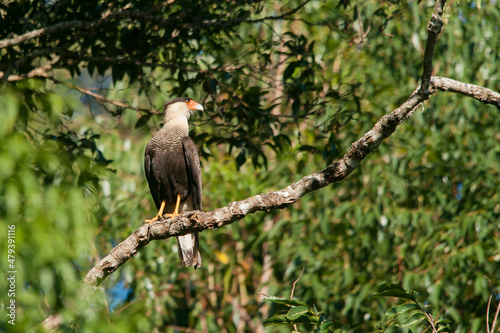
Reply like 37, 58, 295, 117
144, 97, 203, 269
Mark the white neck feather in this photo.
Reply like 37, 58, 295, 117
161, 103, 190, 138
163, 116, 189, 135
163, 102, 191, 124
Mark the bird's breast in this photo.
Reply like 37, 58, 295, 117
148, 127, 187, 151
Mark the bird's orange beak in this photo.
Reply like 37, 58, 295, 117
187, 99, 204, 111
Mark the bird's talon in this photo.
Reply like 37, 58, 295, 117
144, 216, 159, 225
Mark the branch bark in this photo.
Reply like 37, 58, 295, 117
430, 77, 500, 108
51, 78, 161, 115
419, 0, 447, 94
0, 59, 58, 81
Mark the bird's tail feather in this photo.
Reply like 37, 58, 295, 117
176, 232, 202, 269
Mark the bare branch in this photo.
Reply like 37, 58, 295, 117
422, 311, 438, 333
70, 83, 160, 115
41, 314, 63, 331
290, 267, 305, 299
290, 267, 306, 333
1, 69, 161, 114
48, 78, 160, 115
242, 0, 313, 24
0, 61, 56, 81
487, 294, 492, 333
430, 77, 500, 108
492, 300, 500, 333
73, 55, 251, 74
419, 0, 447, 94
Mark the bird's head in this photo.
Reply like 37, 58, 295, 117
163, 97, 204, 124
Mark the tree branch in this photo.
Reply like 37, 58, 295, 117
419, 0, 447, 94
0, 0, 176, 49
1, 70, 161, 114
0, 63, 52, 81
51, 78, 161, 115
41, 314, 64, 331
430, 76, 500, 108
242, 0, 313, 24
71, 55, 252, 74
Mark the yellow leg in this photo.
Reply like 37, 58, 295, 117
144, 195, 183, 224
170, 194, 182, 216
144, 200, 166, 224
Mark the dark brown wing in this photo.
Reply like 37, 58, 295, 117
144, 144, 162, 210
145, 141, 192, 210
182, 136, 202, 211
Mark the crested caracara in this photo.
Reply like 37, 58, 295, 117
144, 97, 203, 268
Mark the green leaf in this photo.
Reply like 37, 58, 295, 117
284, 61, 299, 79
386, 303, 421, 317
0, 93, 18, 136
297, 314, 320, 325
264, 297, 310, 308
263, 313, 319, 327
315, 319, 341, 333
399, 312, 427, 327
436, 316, 451, 331
332, 319, 342, 330
374, 283, 417, 302
135, 114, 152, 129
287, 305, 310, 320
263, 314, 292, 326
437, 325, 450, 332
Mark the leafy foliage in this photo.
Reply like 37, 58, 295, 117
376, 283, 451, 332
263, 297, 342, 332
0, 0, 499, 332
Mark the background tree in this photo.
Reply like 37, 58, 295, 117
0, 0, 499, 332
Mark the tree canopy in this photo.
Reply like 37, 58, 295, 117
0, 0, 499, 332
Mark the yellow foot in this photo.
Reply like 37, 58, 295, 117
144, 215, 160, 224
145, 200, 166, 224
163, 211, 185, 220
145, 195, 184, 224
144, 211, 184, 224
